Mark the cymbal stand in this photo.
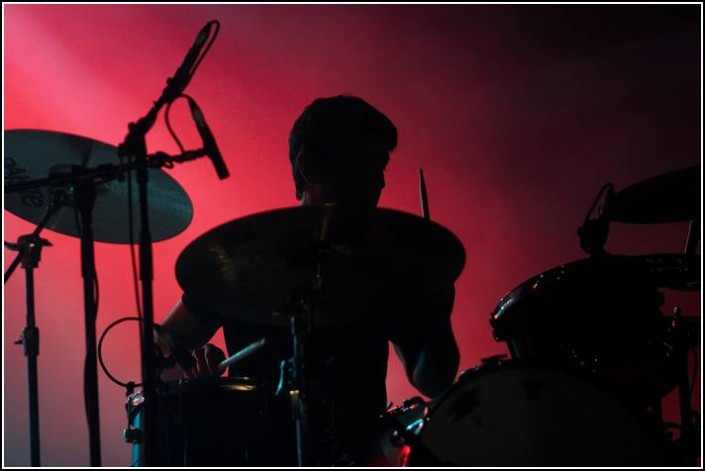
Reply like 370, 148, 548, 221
278, 244, 327, 466
289, 297, 313, 467
4, 198, 63, 467
18, 168, 107, 466
670, 307, 698, 465
683, 218, 699, 255
677, 211, 699, 463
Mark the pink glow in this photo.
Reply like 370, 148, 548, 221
4, 4, 700, 466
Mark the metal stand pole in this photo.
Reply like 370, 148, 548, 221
290, 308, 310, 467
5, 203, 62, 466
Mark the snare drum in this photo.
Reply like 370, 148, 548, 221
404, 361, 670, 466
491, 255, 677, 404
125, 377, 270, 466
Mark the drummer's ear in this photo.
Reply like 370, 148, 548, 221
294, 148, 317, 189
295, 147, 330, 204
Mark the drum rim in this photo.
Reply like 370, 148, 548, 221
411, 358, 672, 466
426, 358, 659, 423
491, 253, 699, 325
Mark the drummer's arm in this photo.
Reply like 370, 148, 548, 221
156, 298, 225, 380
161, 298, 221, 349
391, 282, 460, 398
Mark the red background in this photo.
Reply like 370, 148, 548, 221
3, 4, 701, 466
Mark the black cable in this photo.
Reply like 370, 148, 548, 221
97, 316, 144, 388
164, 93, 205, 154
126, 158, 143, 320
165, 98, 187, 154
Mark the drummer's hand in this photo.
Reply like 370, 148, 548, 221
183, 343, 226, 379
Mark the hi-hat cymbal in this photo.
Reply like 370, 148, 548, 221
610, 165, 700, 224
176, 205, 466, 327
4, 129, 193, 243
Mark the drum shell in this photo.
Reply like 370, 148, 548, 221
406, 360, 672, 467
490, 256, 676, 403
126, 377, 269, 467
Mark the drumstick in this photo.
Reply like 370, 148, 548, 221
218, 338, 266, 373
419, 168, 430, 220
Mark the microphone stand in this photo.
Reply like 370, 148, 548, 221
5, 20, 217, 466
4, 201, 61, 467
118, 101, 161, 467
116, 21, 214, 463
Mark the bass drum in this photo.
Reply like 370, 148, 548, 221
403, 361, 671, 467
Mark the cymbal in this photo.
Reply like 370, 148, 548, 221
4, 129, 193, 243
176, 205, 466, 327
610, 165, 700, 224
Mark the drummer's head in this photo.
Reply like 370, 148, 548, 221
289, 95, 397, 207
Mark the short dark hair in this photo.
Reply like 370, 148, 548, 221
289, 95, 398, 199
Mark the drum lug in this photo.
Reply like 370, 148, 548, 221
122, 427, 142, 444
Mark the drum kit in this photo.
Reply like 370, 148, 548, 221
5, 119, 701, 466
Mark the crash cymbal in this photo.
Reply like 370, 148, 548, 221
610, 165, 700, 224
176, 205, 466, 327
4, 129, 192, 243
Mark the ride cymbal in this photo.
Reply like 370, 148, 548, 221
4, 129, 193, 243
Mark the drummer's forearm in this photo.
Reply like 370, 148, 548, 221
393, 314, 460, 398
412, 325, 460, 398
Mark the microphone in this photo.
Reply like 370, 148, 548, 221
153, 324, 195, 370
188, 98, 230, 180
169, 22, 215, 97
